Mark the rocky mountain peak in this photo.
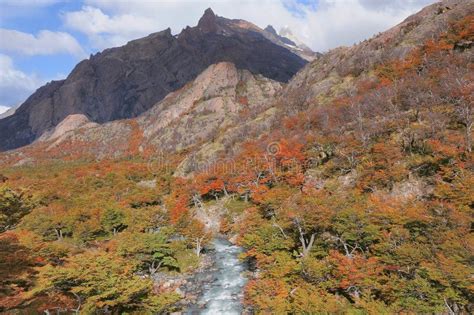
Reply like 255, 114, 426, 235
0, 8, 307, 151
198, 8, 218, 33
264, 25, 278, 36
262, 24, 318, 61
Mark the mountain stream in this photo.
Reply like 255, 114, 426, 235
185, 238, 248, 314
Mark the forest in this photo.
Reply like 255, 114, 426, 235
0, 13, 473, 315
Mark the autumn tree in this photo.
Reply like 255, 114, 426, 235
180, 219, 211, 257
31, 250, 179, 313
279, 192, 333, 257
21, 205, 73, 241
0, 185, 36, 232
101, 208, 126, 235
0, 232, 38, 310
115, 229, 179, 275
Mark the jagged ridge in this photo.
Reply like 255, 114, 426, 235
0, 8, 307, 151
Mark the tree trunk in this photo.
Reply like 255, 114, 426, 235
149, 260, 163, 276
342, 241, 352, 258
223, 185, 229, 197
294, 218, 316, 257
444, 298, 455, 315
192, 194, 204, 208
302, 233, 316, 257
195, 237, 203, 257
71, 292, 82, 314
272, 219, 288, 239
465, 120, 472, 153
55, 228, 63, 241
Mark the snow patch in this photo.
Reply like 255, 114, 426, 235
0, 106, 9, 115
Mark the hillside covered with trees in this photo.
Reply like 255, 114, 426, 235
0, 1, 473, 314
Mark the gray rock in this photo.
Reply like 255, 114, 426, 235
0, 8, 306, 151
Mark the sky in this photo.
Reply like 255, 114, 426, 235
0, 0, 436, 113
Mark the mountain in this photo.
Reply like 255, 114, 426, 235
0, 8, 306, 152
263, 25, 319, 61
1, 0, 471, 169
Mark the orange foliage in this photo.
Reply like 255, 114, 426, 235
329, 250, 383, 292
244, 279, 290, 313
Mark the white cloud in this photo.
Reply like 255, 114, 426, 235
0, 54, 45, 107
63, 5, 160, 49
359, 0, 435, 12
63, 0, 436, 52
0, 29, 86, 58
287, 0, 438, 50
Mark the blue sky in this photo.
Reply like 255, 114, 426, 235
0, 0, 435, 113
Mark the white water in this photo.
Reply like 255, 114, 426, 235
186, 238, 248, 314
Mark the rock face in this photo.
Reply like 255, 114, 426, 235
139, 62, 281, 155
0, 8, 306, 151
39, 114, 97, 142
16, 62, 282, 162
